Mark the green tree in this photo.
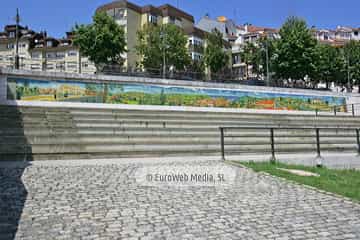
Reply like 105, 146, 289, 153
136, 24, 190, 72
313, 44, 343, 89
343, 40, 360, 92
203, 29, 230, 75
273, 16, 318, 82
241, 42, 261, 79
73, 12, 126, 71
257, 36, 277, 78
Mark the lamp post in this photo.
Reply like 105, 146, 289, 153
347, 53, 351, 92
160, 28, 169, 79
265, 37, 270, 86
15, 8, 20, 70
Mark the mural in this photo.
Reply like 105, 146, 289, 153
7, 77, 347, 112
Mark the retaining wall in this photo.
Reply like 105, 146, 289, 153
1, 68, 359, 114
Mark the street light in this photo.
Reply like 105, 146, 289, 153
160, 28, 169, 79
265, 37, 270, 86
15, 8, 20, 70
347, 53, 351, 92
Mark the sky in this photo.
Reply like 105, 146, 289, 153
1, 0, 359, 38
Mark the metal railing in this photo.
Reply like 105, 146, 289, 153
220, 126, 360, 164
319, 103, 360, 117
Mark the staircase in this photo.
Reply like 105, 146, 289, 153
0, 104, 359, 161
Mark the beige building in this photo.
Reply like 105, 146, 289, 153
0, 0, 214, 75
0, 25, 96, 74
96, 0, 205, 70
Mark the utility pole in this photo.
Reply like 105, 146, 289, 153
15, 8, 20, 70
265, 38, 270, 86
347, 54, 351, 92
161, 29, 166, 79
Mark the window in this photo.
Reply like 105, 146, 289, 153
56, 52, 65, 59
46, 52, 56, 59
81, 62, 89, 68
56, 62, 65, 70
31, 64, 41, 70
67, 61, 78, 69
169, 16, 176, 24
0, 56, 3, 61
46, 41, 53, 47
354, 31, 359, 36
68, 51, 78, 57
31, 52, 41, 59
46, 63, 54, 70
7, 43, 14, 49
114, 8, 126, 20
148, 15, 158, 24
9, 32, 15, 38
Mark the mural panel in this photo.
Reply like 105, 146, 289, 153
7, 77, 347, 112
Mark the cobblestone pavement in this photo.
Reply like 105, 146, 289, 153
1, 160, 360, 240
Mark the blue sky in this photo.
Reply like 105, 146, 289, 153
1, 0, 359, 38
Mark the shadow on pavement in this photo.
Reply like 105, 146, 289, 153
0, 104, 32, 240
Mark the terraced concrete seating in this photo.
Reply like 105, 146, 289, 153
0, 105, 360, 161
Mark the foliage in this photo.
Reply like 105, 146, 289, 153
343, 40, 360, 91
273, 16, 318, 81
203, 29, 230, 74
240, 161, 360, 202
313, 44, 343, 88
73, 12, 126, 70
257, 36, 277, 77
136, 24, 191, 71
186, 60, 205, 79
241, 42, 260, 78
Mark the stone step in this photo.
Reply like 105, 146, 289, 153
0, 135, 357, 145
0, 142, 357, 154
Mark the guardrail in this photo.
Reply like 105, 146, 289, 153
324, 103, 358, 117
219, 126, 360, 165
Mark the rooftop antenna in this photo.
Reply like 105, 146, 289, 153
15, 8, 20, 70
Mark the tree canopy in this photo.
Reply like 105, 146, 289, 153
136, 24, 190, 71
73, 12, 126, 71
273, 16, 318, 81
203, 29, 230, 74
343, 40, 360, 91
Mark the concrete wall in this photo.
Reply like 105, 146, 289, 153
1, 68, 360, 113
0, 74, 6, 102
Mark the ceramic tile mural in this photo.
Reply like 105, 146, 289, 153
7, 77, 347, 112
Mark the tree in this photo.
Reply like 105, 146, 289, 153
257, 36, 277, 80
343, 40, 360, 92
313, 44, 343, 89
273, 16, 318, 82
241, 42, 261, 79
73, 12, 126, 72
136, 24, 190, 72
203, 29, 230, 75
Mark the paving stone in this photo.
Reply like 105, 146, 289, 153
0, 160, 359, 239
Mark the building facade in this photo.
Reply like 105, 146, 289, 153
0, 25, 96, 74
96, 0, 205, 70
313, 26, 360, 47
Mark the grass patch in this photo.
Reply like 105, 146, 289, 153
238, 161, 360, 202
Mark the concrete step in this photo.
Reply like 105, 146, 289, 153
0, 142, 357, 154
0, 135, 357, 145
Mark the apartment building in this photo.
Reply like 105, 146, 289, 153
96, 0, 205, 69
313, 26, 360, 47
232, 24, 279, 79
196, 15, 238, 43
0, 25, 96, 74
